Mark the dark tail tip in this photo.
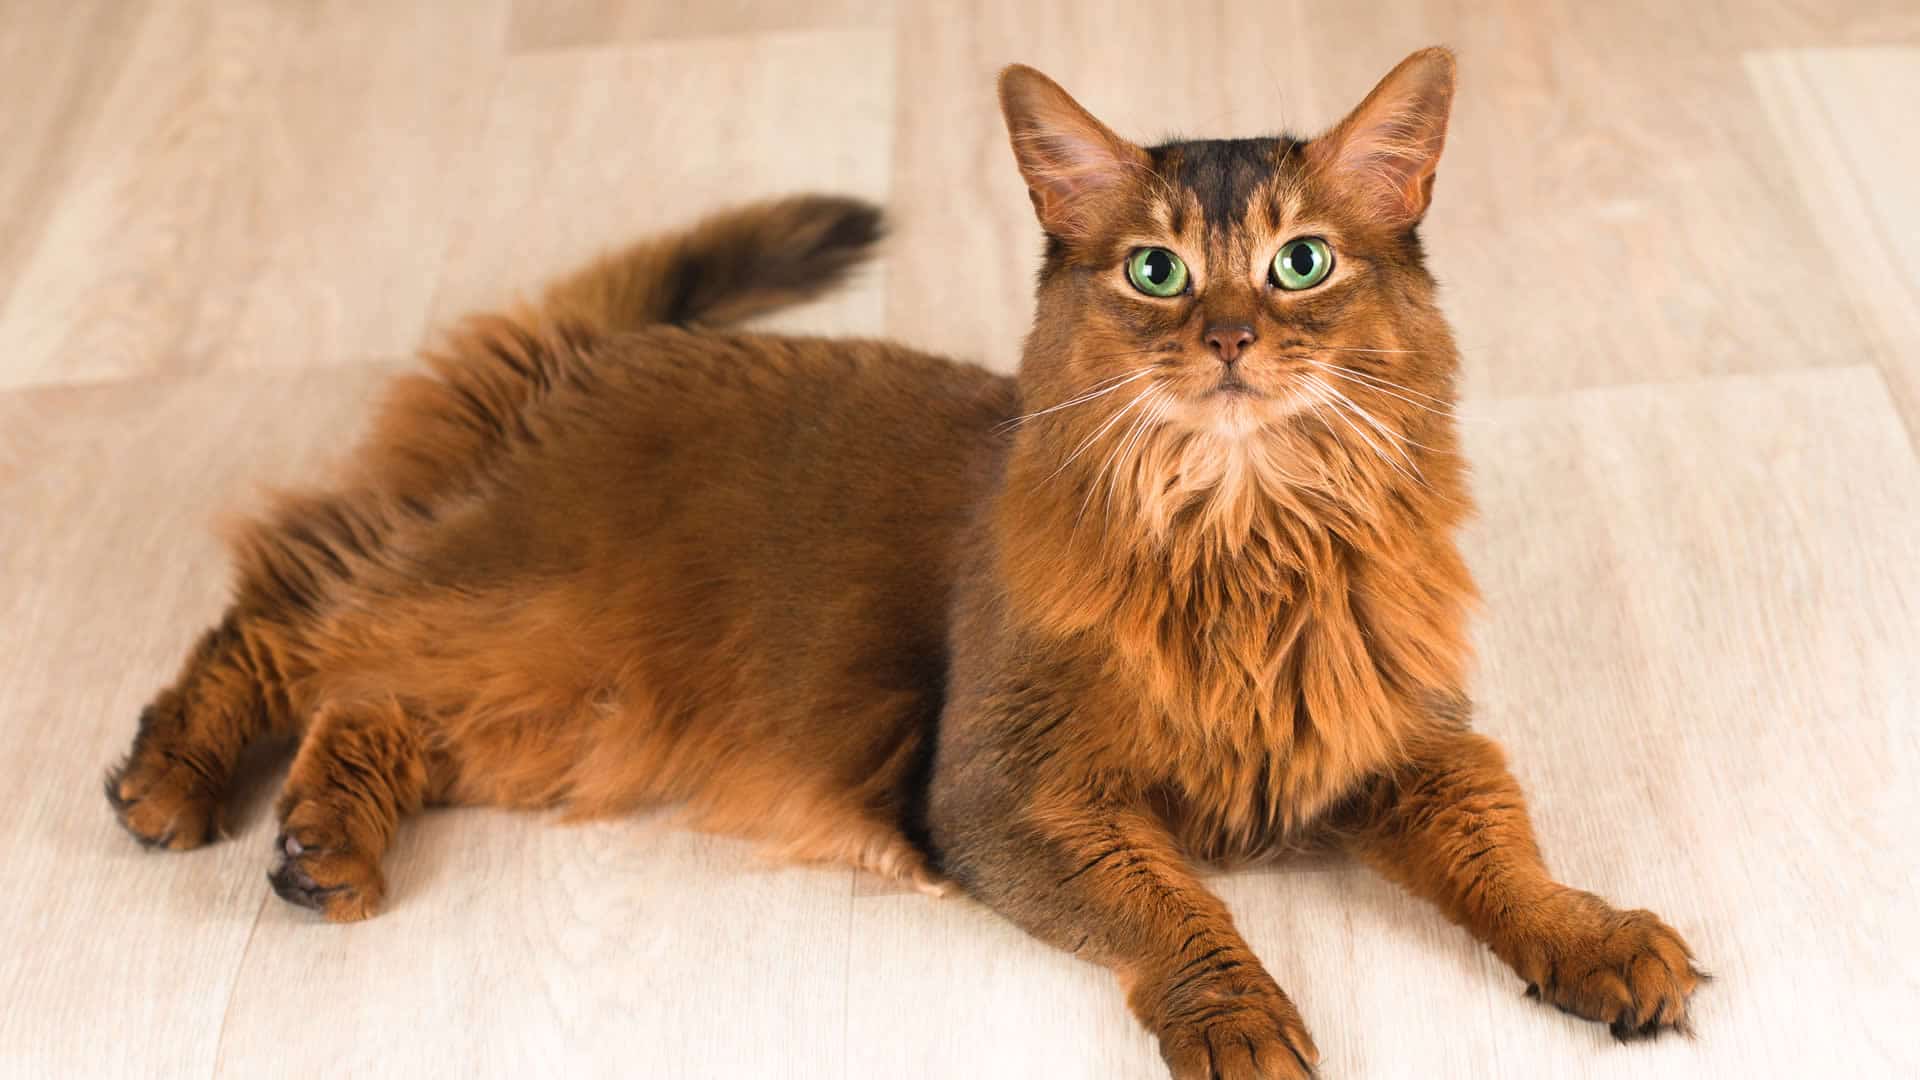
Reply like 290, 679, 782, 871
542, 193, 887, 333
673, 193, 886, 326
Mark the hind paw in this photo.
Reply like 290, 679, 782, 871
268, 829, 386, 923
106, 755, 224, 851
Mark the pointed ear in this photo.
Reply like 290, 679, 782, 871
1306, 47, 1457, 226
998, 65, 1150, 238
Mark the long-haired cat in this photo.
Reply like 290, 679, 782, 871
108, 48, 1701, 1077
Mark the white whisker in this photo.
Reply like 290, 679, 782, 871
1100, 390, 1172, 526
1309, 374, 1430, 467
1309, 345, 1425, 356
1046, 384, 1158, 482
1080, 398, 1144, 523
998, 368, 1153, 431
1072, 390, 1154, 537
1306, 380, 1426, 489
1312, 361, 1454, 413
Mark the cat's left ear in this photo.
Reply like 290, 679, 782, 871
1306, 47, 1457, 226
999, 65, 1151, 238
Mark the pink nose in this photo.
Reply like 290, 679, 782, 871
1204, 324, 1256, 364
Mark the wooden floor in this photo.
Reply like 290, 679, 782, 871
4, 3, 1918, 1077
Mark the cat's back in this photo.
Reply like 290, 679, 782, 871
421, 324, 1018, 603
561, 325, 1014, 529
590, 325, 1015, 470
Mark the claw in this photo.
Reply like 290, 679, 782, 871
268, 850, 344, 911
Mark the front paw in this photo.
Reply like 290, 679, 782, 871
1513, 891, 1705, 1039
1146, 967, 1320, 1079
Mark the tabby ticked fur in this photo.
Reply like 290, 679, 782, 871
109, 48, 1701, 1078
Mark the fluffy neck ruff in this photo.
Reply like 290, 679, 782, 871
990, 378, 1479, 842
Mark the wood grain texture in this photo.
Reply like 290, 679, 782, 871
426, 28, 895, 341
1746, 48, 1920, 437
0, 1, 507, 391
0, 0, 150, 310
0, 366, 389, 1076
1458, 365, 1920, 1077
507, 0, 892, 52
214, 819, 856, 1078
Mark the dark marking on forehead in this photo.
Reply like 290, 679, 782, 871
1149, 137, 1299, 235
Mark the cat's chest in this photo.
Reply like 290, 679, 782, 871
1103, 592, 1433, 857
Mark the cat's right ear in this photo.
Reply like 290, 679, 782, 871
998, 66, 1149, 239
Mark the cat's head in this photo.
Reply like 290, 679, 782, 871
997, 49, 1461, 522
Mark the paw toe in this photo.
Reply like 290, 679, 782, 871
267, 851, 338, 909
267, 832, 384, 923
106, 766, 221, 851
1523, 904, 1704, 1040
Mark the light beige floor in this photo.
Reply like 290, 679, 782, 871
3, 3, 1918, 1077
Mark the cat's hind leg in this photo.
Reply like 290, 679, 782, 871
267, 697, 431, 922
107, 612, 299, 850
110, 485, 418, 851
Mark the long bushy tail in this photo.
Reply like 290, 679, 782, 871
540, 193, 884, 332
390, 193, 882, 497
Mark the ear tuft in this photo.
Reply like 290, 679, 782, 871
1307, 47, 1457, 226
998, 65, 1149, 238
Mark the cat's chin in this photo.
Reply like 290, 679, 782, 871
1170, 390, 1309, 441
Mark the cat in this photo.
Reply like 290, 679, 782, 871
108, 47, 1702, 1078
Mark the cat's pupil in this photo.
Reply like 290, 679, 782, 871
1144, 250, 1170, 283
1289, 244, 1315, 276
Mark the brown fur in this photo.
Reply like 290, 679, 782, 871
108, 50, 1700, 1078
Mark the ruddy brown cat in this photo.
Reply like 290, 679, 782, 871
109, 48, 1701, 1077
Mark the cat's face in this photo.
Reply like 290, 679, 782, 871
1001, 50, 1459, 462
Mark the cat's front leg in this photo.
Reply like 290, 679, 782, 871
931, 779, 1318, 1079
1344, 728, 1705, 1038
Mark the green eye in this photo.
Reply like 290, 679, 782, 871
1271, 237, 1333, 290
1126, 247, 1189, 297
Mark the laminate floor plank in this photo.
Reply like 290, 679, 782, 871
0, 2, 509, 390
506, 0, 891, 52
0, 365, 390, 1077
0, 0, 151, 311
426, 28, 895, 341
1746, 47, 1920, 439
